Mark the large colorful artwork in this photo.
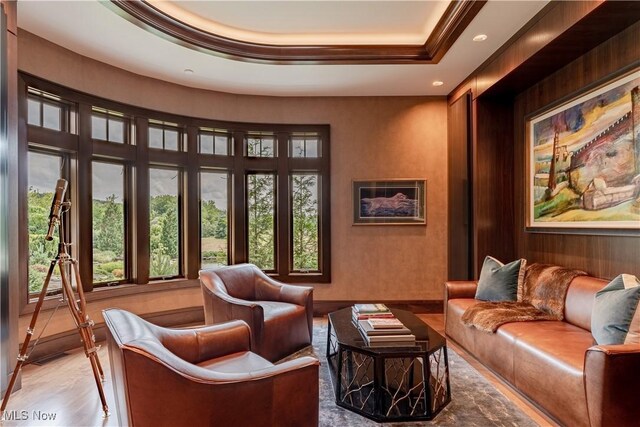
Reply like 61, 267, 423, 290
528, 70, 640, 230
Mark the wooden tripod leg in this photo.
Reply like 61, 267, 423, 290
0, 258, 56, 415
71, 259, 104, 379
59, 259, 110, 417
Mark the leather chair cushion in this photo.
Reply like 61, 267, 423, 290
197, 351, 273, 373
506, 321, 594, 427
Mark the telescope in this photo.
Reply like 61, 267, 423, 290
1, 177, 109, 418
45, 178, 68, 241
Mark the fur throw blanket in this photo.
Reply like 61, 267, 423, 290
462, 264, 586, 333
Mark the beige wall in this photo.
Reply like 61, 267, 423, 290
18, 30, 448, 327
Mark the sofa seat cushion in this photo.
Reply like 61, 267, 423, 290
197, 351, 273, 373
504, 321, 593, 427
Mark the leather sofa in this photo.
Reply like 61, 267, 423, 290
104, 308, 319, 427
445, 274, 640, 427
199, 264, 313, 362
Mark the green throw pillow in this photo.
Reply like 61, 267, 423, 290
592, 274, 640, 345
475, 256, 527, 302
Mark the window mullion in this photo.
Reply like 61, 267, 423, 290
276, 132, 289, 278
232, 131, 246, 263
134, 117, 150, 284
77, 103, 94, 291
184, 126, 200, 280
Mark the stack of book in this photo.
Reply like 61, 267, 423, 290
352, 304, 416, 347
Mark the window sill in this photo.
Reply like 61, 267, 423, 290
20, 278, 200, 316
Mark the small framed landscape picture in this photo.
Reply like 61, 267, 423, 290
352, 179, 426, 225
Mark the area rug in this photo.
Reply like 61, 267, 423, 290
286, 320, 538, 427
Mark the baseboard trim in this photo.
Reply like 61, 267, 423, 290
24, 306, 204, 363
313, 300, 444, 316
24, 301, 444, 361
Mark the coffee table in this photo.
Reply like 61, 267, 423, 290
326, 308, 450, 422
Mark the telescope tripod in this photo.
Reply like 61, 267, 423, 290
1, 235, 109, 417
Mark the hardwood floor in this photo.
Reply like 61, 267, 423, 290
0, 315, 556, 426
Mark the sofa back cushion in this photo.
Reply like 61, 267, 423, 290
564, 276, 608, 332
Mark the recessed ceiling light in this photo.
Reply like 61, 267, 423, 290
473, 34, 488, 42
432, 81, 444, 87
184, 68, 194, 74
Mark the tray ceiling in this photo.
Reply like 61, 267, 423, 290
17, 0, 549, 96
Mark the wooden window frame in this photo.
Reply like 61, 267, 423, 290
91, 107, 132, 145
198, 168, 232, 269
148, 120, 185, 152
148, 165, 184, 281
17, 73, 331, 312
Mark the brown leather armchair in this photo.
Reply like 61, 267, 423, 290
199, 264, 313, 362
104, 308, 319, 427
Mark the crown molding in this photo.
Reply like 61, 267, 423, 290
106, 0, 486, 65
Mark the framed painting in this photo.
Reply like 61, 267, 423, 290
352, 179, 426, 225
526, 68, 640, 231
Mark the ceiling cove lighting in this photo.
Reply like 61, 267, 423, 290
432, 81, 444, 87
473, 34, 488, 42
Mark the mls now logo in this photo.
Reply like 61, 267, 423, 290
2, 410, 57, 421
2, 410, 29, 421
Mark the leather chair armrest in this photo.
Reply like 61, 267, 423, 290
255, 273, 314, 343
247, 356, 319, 381
279, 284, 313, 307
211, 291, 264, 332
157, 320, 252, 364
584, 344, 640, 427
128, 346, 319, 385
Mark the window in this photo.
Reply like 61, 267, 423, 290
246, 133, 275, 157
92, 161, 126, 284
27, 151, 66, 295
199, 128, 230, 156
149, 168, 181, 278
149, 120, 184, 151
291, 174, 320, 272
91, 107, 130, 144
20, 75, 331, 300
27, 88, 75, 133
290, 133, 320, 158
247, 173, 276, 270
200, 171, 229, 268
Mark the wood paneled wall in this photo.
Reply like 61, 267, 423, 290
472, 96, 515, 274
448, 1, 640, 280
447, 93, 472, 279
513, 22, 640, 279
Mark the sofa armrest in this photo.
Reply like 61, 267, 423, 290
584, 344, 640, 427
444, 281, 477, 319
445, 281, 478, 300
